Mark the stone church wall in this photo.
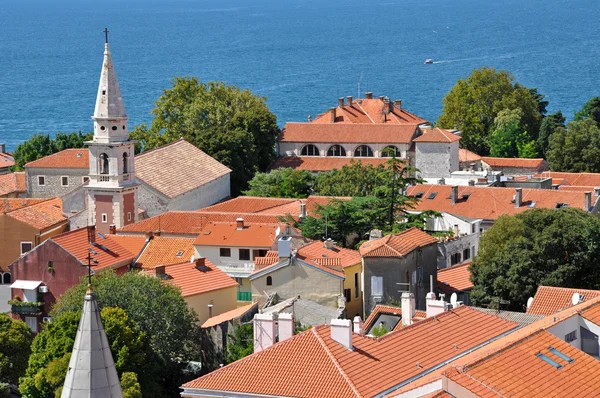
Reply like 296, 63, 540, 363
26, 167, 88, 198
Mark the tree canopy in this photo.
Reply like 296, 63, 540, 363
537, 110, 566, 157
130, 77, 280, 195
546, 118, 600, 172
470, 208, 600, 311
489, 109, 537, 158
437, 67, 544, 155
243, 168, 314, 198
0, 313, 33, 386
574, 96, 600, 125
11, 132, 92, 171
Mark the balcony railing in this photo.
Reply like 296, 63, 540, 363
10, 302, 43, 315
237, 291, 252, 302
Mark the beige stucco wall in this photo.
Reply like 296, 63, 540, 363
344, 263, 363, 319
184, 285, 237, 325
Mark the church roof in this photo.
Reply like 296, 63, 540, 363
61, 287, 123, 397
25, 149, 89, 169
94, 42, 127, 119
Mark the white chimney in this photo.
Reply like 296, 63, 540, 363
278, 236, 291, 258
299, 202, 307, 219
585, 191, 592, 211
324, 238, 334, 250
401, 292, 415, 327
236, 218, 244, 230
330, 319, 352, 350
426, 275, 448, 318
278, 313, 294, 342
253, 313, 277, 353
353, 316, 364, 334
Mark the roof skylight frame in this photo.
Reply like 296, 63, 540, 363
536, 352, 563, 369
548, 347, 574, 363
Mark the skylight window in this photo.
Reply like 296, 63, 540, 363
462, 193, 471, 200
555, 203, 569, 208
549, 347, 574, 363
176, 251, 184, 257
415, 192, 424, 199
427, 192, 438, 200
536, 353, 563, 369
529, 201, 536, 208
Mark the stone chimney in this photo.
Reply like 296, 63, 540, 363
585, 191, 592, 211
394, 99, 402, 110
324, 238, 334, 250
401, 292, 415, 327
365, 92, 373, 99
253, 313, 277, 353
299, 202, 307, 219
338, 97, 344, 107
154, 265, 166, 277
236, 218, 244, 230
388, 99, 394, 114
330, 319, 352, 350
353, 316, 364, 334
347, 96, 353, 106
453, 224, 459, 238
369, 229, 383, 240
109, 225, 116, 234
594, 187, 600, 197
451, 186, 459, 205
515, 188, 522, 208
330, 107, 337, 123
278, 313, 295, 342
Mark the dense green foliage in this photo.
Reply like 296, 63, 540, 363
537, 111, 566, 156
130, 77, 280, 195
470, 208, 600, 311
574, 96, 600, 124
546, 119, 600, 172
0, 314, 33, 386
244, 168, 314, 198
11, 132, 92, 170
225, 324, 254, 364
121, 372, 143, 398
50, 271, 205, 397
489, 109, 537, 158
437, 67, 544, 155
370, 324, 390, 338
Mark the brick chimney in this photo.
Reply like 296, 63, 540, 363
278, 313, 294, 342
109, 225, 116, 234
394, 99, 402, 110
347, 96, 353, 106
585, 191, 592, 211
330, 319, 352, 350
365, 92, 373, 99
338, 97, 344, 107
451, 186, 459, 205
154, 265, 166, 277
236, 218, 244, 230
254, 313, 277, 353
401, 292, 415, 327
515, 188, 522, 208
353, 316, 363, 334
330, 107, 337, 123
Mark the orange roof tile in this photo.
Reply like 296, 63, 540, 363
536, 171, 600, 187
0, 172, 26, 196
526, 285, 600, 316
7, 198, 67, 230
153, 260, 238, 297
281, 123, 419, 144
481, 156, 548, 170
183, 306, 517, 398
254, 251, 280, 269
0, 198, 48, 213
134, 236, 195, 269
135, 139, 231, 198
311, 97, 428, 125
202, 303, 258, 328
413, 128, 461, 143
25, 149, 89, 168
0, 153, 15, 169
359, 228, 438, 257
362, 304, 426, 332
193, 221, 281, 248
557, 185, 597, 192
437, 261, 473, 294
407, 184, 596, 221
459, 148, 482, 163
270, 156, 390, 172
200, 196, 299, 214
52, 228, 146, 270
296, 241, 361, 269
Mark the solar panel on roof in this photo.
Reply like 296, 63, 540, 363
536, 353, 563, 369
549, 347, 574, 363
427, 192, 437, 200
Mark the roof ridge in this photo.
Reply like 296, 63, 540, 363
438, 262, 472, 273
135, 137, 188, 158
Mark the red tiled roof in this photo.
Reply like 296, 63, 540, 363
311, 97, 428, 125
202, 303, 258, 328
7, 198, 67, 230
359, 228, 438, 257
193, 221, 281, 248
362, 304, 426, 332
437, 261, 473, 294
254, 251, 280, 269
557, 185, 597, 192
183, 306, 517, 398
536, 171, 600, 187
270, 156, 390, 172
0, 172, 26, 196
526, 285, 600, 316
407, 184, 596, 221
134, 236, 195, 269
25, 149, 89, 168
135, 139, 231, 198
296, 241, 361, 269
0, 198, 48, 213
481, 156, 548, 170
200, 196, 299, 214
0, 153, 15, 169
154, 260, 238, 297
459, 148, 482, 163
413, 128, 461, 143
53, 228, 146, 270
281, 123, 419, 144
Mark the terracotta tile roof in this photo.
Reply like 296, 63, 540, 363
7, 198, 67, 230
202, 303, 258, 328
254, 251, 281, 270
445, 330, 600, 397
134, 236, 195, 269
526, 285, 600, 316
481, 156, 548, 170
437, 261, 473, 294
557, 185, 597, 192
270, 156, 390, 172
421, 391, 453, 398
200, 196, 299, 214
183, 306, 517, 398
459, 148, 482, 163
52, 228, 146, 270
407, 184, 596, 221
0, 153, 15, 169
193, 221, 281, 248
305, 195, 352, 216
135, 139, 231, 199
280, 123, 419, 144
153, 260, 238, 297
296, 241, 361, 269
362, 304, 426, 332
311, 97, 428, 125
359, 227, 438, 257
25, 149, 89, 168
413, 128, 461, 143
536, 171, 600, 187
0, 172, 26, 196
0, 198, 48, 213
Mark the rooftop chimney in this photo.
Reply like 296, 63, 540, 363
330, 318, 352, 350
0, 143, 5, 154
585, 191, 592, 211
379, 96, 384, 101
353, 316, 364, 334
254, 313, 277, 353
154, 265, 166, 277
401, 292, 415, 327
347, 96, 353, 106
365, 92, 373, 99
278, 313, 294, 342
453, 224, 459, 238
195, 257, 206, 268
299, 202, 307, 219
437, 178, 445, 185
324, 238, 334, 250
338, 97, 344, 107
468, 180, 475, 186
515, 188, 522, 208
394, 99, 402, 110
595, 187, 600, 197
330, 107, 337, 123
109, 225, 116, 235
145, 231, 154, 240
208, 303, 213, 318
426, 275, 448, 318
388, 99, 394, 114
236, 218, 244, 230
278, 236, 291, 258
451, 186, 459, 205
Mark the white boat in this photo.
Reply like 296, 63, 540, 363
424, 59, 434, 64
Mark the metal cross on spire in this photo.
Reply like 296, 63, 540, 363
104, 27, 110, 44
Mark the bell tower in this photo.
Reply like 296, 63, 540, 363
86, 29, 139, 234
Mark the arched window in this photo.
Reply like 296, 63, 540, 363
3, 273, 11, 284
301, 144, 320, 156
354, 145, 374, 157
99, 153, 109, 174
122, 152, 129, 174
381, 146, 401, 157
266, 276, 273, 286
327, 145, 346, 157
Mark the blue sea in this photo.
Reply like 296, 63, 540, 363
1, 0, 599, 151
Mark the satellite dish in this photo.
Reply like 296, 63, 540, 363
450, 293, 458, 306
526, 297, 534, 309
572, 292, 582, 306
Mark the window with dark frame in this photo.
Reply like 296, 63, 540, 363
239, 249, 250, 261
220, 248, 231, 257
20, 242, 33, 254
38, 176, 45, 186
354, 273, 360, 298
266, 276, 273, 286
61, 176, 69, 186
344, 288, 352, 302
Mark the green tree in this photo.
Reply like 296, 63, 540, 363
575, 96, 600, 125
489, 111, 536, 158
11, 132, 92, 171
370, 324, 390, 338
537, 111, 566, 156
244, 168, 314, 198
437, 67, 543, 155
470, 208, 600, 311
547, 119, 600, 172
0, 313, 33, 386
130, 77, 280, 195
226, 323, 253, 364
121, 372, 143, 398
313, 161, 391, 197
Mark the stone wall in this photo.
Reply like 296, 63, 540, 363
415, 141, 459, 178
437, 234, 480, 269
26, 167, 88, 198
278, 142, 412, 159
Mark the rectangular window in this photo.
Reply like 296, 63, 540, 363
82, 176, 90, 184
471, 224, 476, 234
450, 252, 462, 265
354, 272, 360, 298
463, 248, 471, 260
20, 242, 33, 254
239, 249, 250, 261
220, 248, 231, 257
344, 288, 352, 302
37, 176, 45, 186
61, 176, 69, 186
101, 213, 108, 223
565, 330, 577, 343
25, 317, 38, 333
371, 276, 383, 297
127, 212, 132, 222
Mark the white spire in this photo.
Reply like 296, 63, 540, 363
93, 32, 127, 120
61, 287, 123, 398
